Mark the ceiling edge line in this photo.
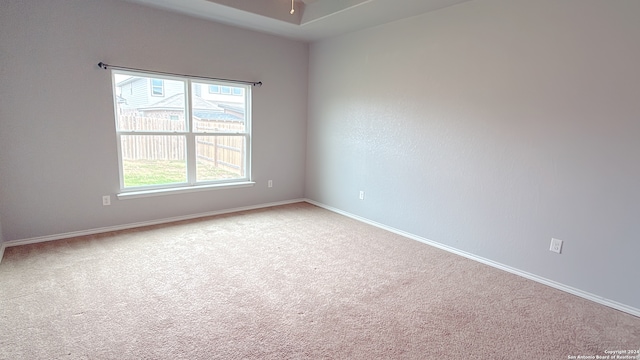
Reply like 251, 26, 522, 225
300, 0, 374, 27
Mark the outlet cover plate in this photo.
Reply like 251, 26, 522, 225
550, 238, 563, 254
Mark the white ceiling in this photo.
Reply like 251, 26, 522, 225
121, 0, 473, 42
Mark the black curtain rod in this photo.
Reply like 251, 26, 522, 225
97, 62, 262, 87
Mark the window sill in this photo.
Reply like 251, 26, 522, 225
117, 181, 255, 200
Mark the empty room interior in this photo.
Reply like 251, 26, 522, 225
1, 0, 639, 358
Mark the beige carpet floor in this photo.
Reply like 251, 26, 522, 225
0, 202, 638, 359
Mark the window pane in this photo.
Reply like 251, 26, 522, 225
221, 86, 232, 94
208, 85, 219, 93
191, 82, 247, 133
114, 74, 186, 132
120, 135, 187, 187
151, 79, 164, 96
232, 87, 243, 96
196, 136, 246, 182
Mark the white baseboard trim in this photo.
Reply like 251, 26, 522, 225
304, 199, 640, 318
0, 198, 306, 261
3, 197, 638, 317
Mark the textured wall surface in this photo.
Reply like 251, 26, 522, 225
306, 0, 640, 310
0, 0, 308, 241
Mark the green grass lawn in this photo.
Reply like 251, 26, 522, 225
123, 160, 239, 187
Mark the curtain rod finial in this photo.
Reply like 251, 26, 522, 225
98, 62, 108, 69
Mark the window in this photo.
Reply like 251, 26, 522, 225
150, 79, 164, 96
112, 70, 251, 193
232, 87, 243, 96
220, 86, 232, 95
208, 85, 220, 93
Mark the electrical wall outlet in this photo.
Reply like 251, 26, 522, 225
268, 180, 273, 188
102, 195, 111, 206
359, 191, 365, 200
550, 238, 563, 254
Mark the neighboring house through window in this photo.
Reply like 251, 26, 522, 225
112, 70, 251, 193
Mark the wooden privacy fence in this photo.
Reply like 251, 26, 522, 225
119, 135, 186, 161
195, 136, 245, 174
118, 115, 245, 176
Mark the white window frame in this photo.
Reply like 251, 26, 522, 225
111, 69, 253, 197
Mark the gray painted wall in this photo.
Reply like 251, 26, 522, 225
306, 0, 640, 309
0, 0, 308, 240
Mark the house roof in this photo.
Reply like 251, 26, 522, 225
218, 104, 245, 115
139, 93, 243, 121
139, 93, 223, 112
116, 76, 137, 87
194, 112, 242, 121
